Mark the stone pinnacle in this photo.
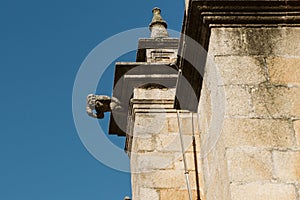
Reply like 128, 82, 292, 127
149, 7, 169, 38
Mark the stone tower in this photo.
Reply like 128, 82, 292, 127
109, 8, 200, 199
87, 1, 300, 200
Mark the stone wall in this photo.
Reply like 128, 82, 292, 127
198, 26, 300, 200
130, 88, 202, 200
124, 3, 300, 200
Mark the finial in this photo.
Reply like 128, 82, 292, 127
149, 7, 169, 38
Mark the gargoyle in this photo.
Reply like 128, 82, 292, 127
86, 94, 122, 119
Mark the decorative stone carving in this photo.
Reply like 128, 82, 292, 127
86, 94, 122, 119
149, 7, 169, 38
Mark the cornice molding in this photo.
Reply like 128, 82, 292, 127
175, 0, 300, 111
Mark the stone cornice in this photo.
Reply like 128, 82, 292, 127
183, 0, 300, 56
175, 0, 300, 111
109, 62, 178, 136
136, 38, 179, 62
196, 1, 300, 26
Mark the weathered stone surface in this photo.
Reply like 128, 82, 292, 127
267, 57, 300, 85
201, 139, 231, 200
134, 113, 167, 136
133, 152, 174, 172
226, 148, 272, 182
276, 27, 300, 57
131, 174, 139, 200
200, 25, 300, 200
205, 175, 231, 200
174, 152, 199, 171
149, 8, 169, 39
230, 183, 296, 200
160, 189, 198, 200
244, 28, 283, 56
139, 187, 159, 200
273, 151, 300, 182
197, 82, 212, 136
138, 170, 187, 188
204, 169, 230, 200
224, 85, 251, 116
209, 28, 244, 56
155, 133, 193, 153
215, 56, 267, 85
167, 116, 198, 135
136, 169, 199, 190
136, 137, 155, 152
294, 120, 300, 147
250, 85, 300, 117
222, 118, 294, 148
209, 27, 294, 57
133, 88, 176, 100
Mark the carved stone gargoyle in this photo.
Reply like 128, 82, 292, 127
86, 94, 122, 119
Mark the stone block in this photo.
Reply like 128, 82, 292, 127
224, 85, 252, 116
223, 118, 294, 148
136, 137, 155, 152
139, 187, 159, 200
133, 152, 174, 172
276, 27, 300, 57
250, 85, 300, 117
167, 117, 180, 133
215, 56, 267, 85
209, 28, 244, 56
155, 133, 193, 153
197, 83, 212, 135
138, 170, 187, 189
273, 151, 300, 182
181, 116, 199, 135
134, 113, 168, 136
244, 28, 283, 56
166, 114, 198, 135
137, 169, 199, 190
226, 148, 272, 182
174, 152, 199, 171
267, 57, 300, 86
202, 157, 231, 200
160, 189, 198, 200
133, 88, 175, 100
210, 27, 300, 57
294, 120, 300, 147
230, 183, 296, 200
201, 139, 231, 199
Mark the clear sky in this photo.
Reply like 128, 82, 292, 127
0, 0, 184, 199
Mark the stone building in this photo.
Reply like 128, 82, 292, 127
88, 1, 300, 199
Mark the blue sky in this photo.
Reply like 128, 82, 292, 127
0, 0, 184, 199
